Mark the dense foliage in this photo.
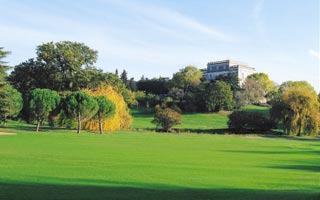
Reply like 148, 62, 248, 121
171, 66, 203, 92
270, 81, 320, 136
0, 48, 23, 126
152, 100, 182, 132
152, 107, 182, 132
0, 85, 23, 126
83, 85, 132, 132
63, 91, 98, 134
228, 111, 275, 133
205, 81, 233, 112
95, 96, 116, 134
137, 77, 170, 95
29, 89, 60, 132
0, 47, 10, 86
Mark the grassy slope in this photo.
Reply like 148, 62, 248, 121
131, 105, 270, 131
131, 109, 228, 130
241, 105, 270, 116
0, 122, 319, 200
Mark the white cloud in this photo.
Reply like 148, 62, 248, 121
253, 0, 270, 44
99, 0, 231, 42
309, 49, 320, 60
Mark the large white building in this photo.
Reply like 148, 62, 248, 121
202, 60, 256, 86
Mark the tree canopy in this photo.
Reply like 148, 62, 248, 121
10, 41, 98, 92
247, 73, 276, 93
241, 77, 265, 104
214, 73, 240, 91
83, 85, 132, 131
95, 96, 116, 134
29, 88, 60, 132
205, 81, 233, 112
63, 91, 98, 134
0, 47, 10, 86
0, 84, 23, 126
270, 81, 320, 136
152, 105, 182, 132
172, 66, 203, 92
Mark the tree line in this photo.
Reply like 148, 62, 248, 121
0, 41, 319, 136
121, 64, 320, 135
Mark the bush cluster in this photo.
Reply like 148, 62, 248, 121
228, 111, 275, 133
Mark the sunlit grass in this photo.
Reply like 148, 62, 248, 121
0, 120, 319, 200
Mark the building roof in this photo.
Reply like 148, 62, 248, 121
207, 59, 256, 71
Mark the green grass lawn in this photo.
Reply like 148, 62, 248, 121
131, 105, 270, 132
241, 105, 270, 116
0, 122, 319, 200
131, 109, 229, 131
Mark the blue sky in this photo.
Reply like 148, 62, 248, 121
1, 0, 319, 91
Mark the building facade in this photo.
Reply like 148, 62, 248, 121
202, 60, 256, 86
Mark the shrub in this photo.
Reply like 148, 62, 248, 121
152, 106, 182, 132
228, 111, 275, 133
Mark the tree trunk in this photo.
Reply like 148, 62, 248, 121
98, 113, 103, 134
297, 121, 302, 136
3, 114, 7, 127
77, 112, 81, 134
36, 119, 41, 132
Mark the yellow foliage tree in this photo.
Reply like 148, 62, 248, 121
83, 85, 132, 132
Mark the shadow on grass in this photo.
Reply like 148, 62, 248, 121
222, 149, 320, 173
0, 181, 319, 200
222, 150, 320, 155
131, 128, 230, 134
261, 135, 320, 142
133, 128, 288, 136
268, 165, 320, 173
2, 124, 72, 133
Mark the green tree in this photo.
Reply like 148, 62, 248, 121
137, 77, 170, 95
9, 42, 98, 93
241, 77, 265, 104
215, 73, 240, 91
95, 96, 115, 134
29, 89, 60, 132
120, 70, 129, 87
0, 48, 23, 126
0, 47, 10, 86
270, 81, 320, 136
170, 66, 203, 112
168, 87, 185, 103
64, 91, 98, 134
233, 90, 248, 108
36, 41, 98, 91
205, 81, 233, 112
172, 66, 203, 92
152, 106, 182, 132
228, 111, 275, 133
247, 73, 276, 94
245, 73, 277, 103
0, 85, 23, 126
128, 78, 137, 91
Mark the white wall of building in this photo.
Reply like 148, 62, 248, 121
204, 60, 256, 87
